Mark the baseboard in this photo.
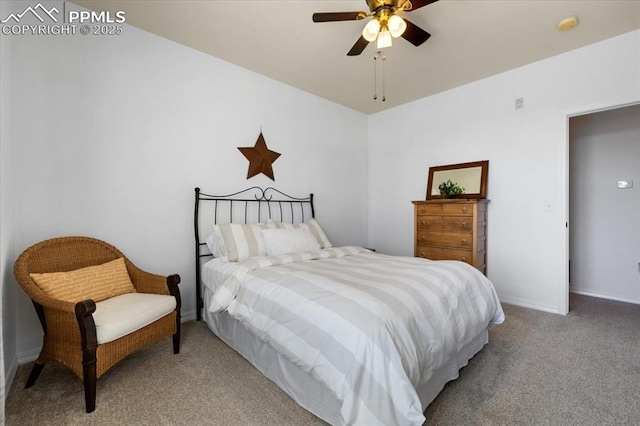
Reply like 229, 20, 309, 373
497, 295, 560, 314
4, 353, 18, 402
181, 309, 197, 322
570, 289, 640, 305
17, 347, 40, 365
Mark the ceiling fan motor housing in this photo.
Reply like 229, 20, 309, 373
367, 0, 400, 17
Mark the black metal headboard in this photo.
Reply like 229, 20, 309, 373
193, 186, 315, 320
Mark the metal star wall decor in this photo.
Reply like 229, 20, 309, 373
238, 131, 281, 181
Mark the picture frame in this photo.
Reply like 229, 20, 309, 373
426, 160, 489, 199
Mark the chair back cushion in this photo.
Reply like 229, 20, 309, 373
29, 257, 136, 303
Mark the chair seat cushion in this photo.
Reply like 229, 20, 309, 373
93, 293, 176, 344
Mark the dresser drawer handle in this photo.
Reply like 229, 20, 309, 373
420, 236, 426, 241
421, 220, 426, 227
461, 222, 468, 229
461, 239, 467, 245
419, 208, 426, 214
461, 256, 467, 262
421, 251, 426, 258
462, 206, 468, 213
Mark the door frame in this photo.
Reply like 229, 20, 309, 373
561, 98, 640, 315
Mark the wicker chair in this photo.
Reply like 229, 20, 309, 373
13, 236, 181, 413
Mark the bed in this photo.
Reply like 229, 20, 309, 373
194, 187, 504, 426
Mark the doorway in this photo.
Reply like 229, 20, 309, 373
567, 103, 640, 311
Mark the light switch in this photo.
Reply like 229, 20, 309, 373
515, 98, 524, 109
617, 180, 633, 189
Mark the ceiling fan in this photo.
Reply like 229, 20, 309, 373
312, 0, 439, 56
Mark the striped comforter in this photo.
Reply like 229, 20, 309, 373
205, 246, 504, 425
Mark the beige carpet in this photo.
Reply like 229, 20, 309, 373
5, 322, 326, 426
6, 294, 640, 425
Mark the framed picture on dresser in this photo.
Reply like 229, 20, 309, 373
426, 160, 489, 200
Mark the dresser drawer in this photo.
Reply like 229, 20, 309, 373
415, 204, 442, 215
441, 203, 473, 216
417, 231, 478, 249
415, 203, 473, 216
416, 247, 476, 265
416, 217, 473, 233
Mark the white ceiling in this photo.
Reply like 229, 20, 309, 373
73, 1, 640, 115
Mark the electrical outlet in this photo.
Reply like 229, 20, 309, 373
617, 180, 633, 189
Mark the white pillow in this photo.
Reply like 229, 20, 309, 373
275, 218, 332, 249
306, 218, 332, 248
219, 223, 277, 262
205, 226, 228, 258
262, 228, 321, 256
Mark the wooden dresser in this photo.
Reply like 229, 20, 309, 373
412, 199, 488, 274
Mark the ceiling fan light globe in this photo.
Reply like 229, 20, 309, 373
376, 30, 392, 49
362, 19, 381, 42
388, 15, 407, 38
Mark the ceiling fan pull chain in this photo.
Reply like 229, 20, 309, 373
373, 52, 378, 100
382, 52, 387, 102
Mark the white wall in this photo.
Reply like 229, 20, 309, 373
7, 19, 368, 360
569, 104, 640, 303
1, 0, 15, 409
368, 30, 640, 313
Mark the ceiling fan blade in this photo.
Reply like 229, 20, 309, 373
402, 0, 439, 11
312, 12, 366, 22
401, 19, 431, 46
347, 36, 369, 56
